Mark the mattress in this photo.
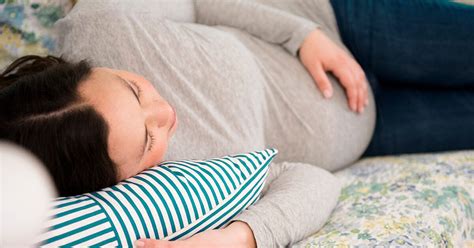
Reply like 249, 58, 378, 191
294, 151, 474, 247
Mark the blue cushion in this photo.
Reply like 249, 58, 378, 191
36, 148, 277, 247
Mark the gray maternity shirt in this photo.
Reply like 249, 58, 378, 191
56, 0, 375, 247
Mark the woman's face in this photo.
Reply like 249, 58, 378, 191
79, 67, 178, 180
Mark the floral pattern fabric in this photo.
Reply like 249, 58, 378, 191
294, 151, 474, 247
0, 0, 74, 69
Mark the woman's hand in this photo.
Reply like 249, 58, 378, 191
299, 29, 369, 113
134, 221, 256, 248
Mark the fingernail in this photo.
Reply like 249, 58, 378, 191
323, 90, 332, 99
351, 104, 356, 112
365, 98, 369, 105
135, 240, 145, 247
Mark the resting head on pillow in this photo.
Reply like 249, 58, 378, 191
0, 55, 177, 196
0, 55, 268, 248
0, 26, 371, 197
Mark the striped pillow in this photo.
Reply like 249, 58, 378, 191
36, 148, 278, 247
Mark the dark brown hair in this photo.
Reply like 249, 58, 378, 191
0, 55, 118, 196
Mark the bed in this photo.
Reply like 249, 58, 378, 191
1, 0, 472, 246
295, 151, 473, 247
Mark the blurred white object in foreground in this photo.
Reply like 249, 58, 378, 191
0, 142, 57, 247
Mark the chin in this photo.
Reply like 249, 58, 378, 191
150, 151, 167, 168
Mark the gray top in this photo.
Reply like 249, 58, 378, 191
56, 0, 375, 247
195, 0, 319, 56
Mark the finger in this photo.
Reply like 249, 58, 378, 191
348, 84, 358, 113
358, 84, 365, 113
135, 239, 158, 248
357, 82, 367, 114
355, 71, 364, 113
309, 63, 333, 99
351, 60, 369, 108
346, 60, 365, 113
363, 78, 370, 106
352, 68, 363, 113
331, 64, 357, 112
361, 80, 369, 107
136, 239, 177, 248
356, 71, 368, 112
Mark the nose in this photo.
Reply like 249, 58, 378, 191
144, 99, 174, 129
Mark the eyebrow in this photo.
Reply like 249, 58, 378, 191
116, 75, 148, 159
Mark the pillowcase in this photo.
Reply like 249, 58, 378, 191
35, 148, 278, 247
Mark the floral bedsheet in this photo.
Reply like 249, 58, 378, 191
294, 151, 474, 247
0, 0, 75, 70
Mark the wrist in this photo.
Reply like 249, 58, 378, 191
226, 221, 257, 248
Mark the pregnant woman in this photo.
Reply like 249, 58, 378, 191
1, 0, 473, 247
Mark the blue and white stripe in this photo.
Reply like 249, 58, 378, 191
37, 148, 278, 247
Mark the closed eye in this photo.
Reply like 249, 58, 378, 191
128, 80, 155, 152
129, 80, 142, 100
124, 80, 155, 151
148, 132, 155, 152
116, 75, 150, 156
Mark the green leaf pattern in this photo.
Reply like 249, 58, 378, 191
0, 0, 74, 69
295, 151, 474, 247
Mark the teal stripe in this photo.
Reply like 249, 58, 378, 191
213, 158, 242, 185
237, 158, 252, 175
162, 166, 199, 222
106, 191, 141, 239
127, 180, 168, 238
264, 149, 271, 157
216, 181, 265, 229
123, 184, 159, 238
195, 161, 227, 200
90, 236, 116, 247
55, 197, 90, 209
151, 169, 192, 228
171, 155, 273, 240
223, 157, 248, 180
112, 187, 150, 238
179, 161, 220, 207
209, 160, 236, 192
223, 157, 247, 180
85, 195, 121, 247
250, 193, 262, 205
142, 172, 185, 230
54, 202, 97, 218
63, 227, 113, 246
256, 151, 266, 160
50, 209, 102, 230
246, 155, 258, 170
200, 172, 265, 232
43, 218, 108, 245
171, 168, 266, 241
234, 155, 257, 170
168, 165, 208, 216
135, 176, 177, 234
159, 161, 183, 167
250, 153, 262, 164
92, 192, 131, 247
198, 161, 232, 195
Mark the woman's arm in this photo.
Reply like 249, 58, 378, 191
195, 0, 368, 113
135, 220, 256, 248
195, 0, 319, 56
137, 162, 342, 247
229, 161, 342, 247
